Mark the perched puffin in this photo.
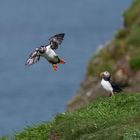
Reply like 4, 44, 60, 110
25, 33, 65, 71
100, 71, 122, 96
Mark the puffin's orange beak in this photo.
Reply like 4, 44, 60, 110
100, 72, 104, 78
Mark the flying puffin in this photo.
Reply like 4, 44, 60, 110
100, 71, 122, 96
25, 33, 65, 71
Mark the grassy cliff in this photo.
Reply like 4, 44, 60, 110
67, 0, 140, 111
1, 0, 140, 139
2, 93, 140, 140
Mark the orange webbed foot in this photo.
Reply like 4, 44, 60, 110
52, 64, 57, 71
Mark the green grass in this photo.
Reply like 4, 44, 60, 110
0, 137, 8, 140
12, 93, 140, 140
130, 55, 140, 70
126, 24, 140, 47
123, 0, 140, 27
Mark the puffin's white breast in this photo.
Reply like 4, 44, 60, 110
41, 46, 58, 62
101, 79, 113, 92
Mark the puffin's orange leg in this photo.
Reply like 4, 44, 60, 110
60, 58, 66, 64
52, 64, 57, 71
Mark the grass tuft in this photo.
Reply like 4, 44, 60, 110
14, 93, 140, 140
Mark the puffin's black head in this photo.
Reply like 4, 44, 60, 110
100, 71, 111, 81
36, 46, 45, 54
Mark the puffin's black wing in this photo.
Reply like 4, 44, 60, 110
25, 48, 40, 66
48, 33, 65, 50
110, 81, 122, 92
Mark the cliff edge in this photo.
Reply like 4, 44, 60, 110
67, 0, 140, 111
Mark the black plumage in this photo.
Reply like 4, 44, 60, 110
100, 71, 123, 96
110, 81, 122, 92
49, 33, 65, 50
25, 33, 65, 66
25, 49, 40, 65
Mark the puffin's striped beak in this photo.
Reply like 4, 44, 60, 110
100, 72, 104, 78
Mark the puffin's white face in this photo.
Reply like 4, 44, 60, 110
100, 71, 110, 78
103, 71, 110, 77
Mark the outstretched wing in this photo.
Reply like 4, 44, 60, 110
25, 49, 40, 66
110, 81, 122, 92
48, 33, 65, 50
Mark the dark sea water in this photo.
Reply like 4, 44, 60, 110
0, 0, 131, 135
